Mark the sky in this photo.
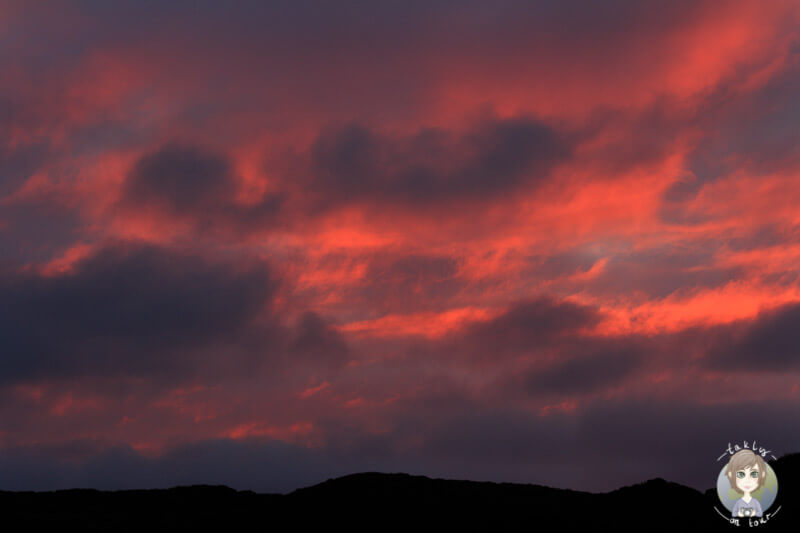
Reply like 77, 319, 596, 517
1, 0, 800, 494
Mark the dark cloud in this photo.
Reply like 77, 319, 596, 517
0, 142, 50, 197
0, 241, 275, 382
577, 97, 694, 179
122, 144, 234, 214
0, 93, 50, 196
0, 240, 348, 384
0, 201, 85, 268
302, 115, 572, 210
686, 48, 800, 184
656, 172, 719, 226
523, 340, 647, 396
288, 311, 350, 371
660, 174, 703, 204
704, 301, 800, 372
442, 296, 601, 362
117, 144, 285, 235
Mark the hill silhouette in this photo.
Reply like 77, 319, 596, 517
1, 453, 796, 531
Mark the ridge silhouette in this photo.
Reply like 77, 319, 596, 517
1, 452, 796, 531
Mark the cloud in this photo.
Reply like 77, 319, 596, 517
117, 144, 285, 236
0, 141, 50, 198
0, 240, 348, 384
2, 0, 800, 497
579, 245, 745, 299
686, 45, 800, 185
522, 340, 647, 396
122, 143, 235, 214
298, 115, 572, 212
0, 201, 85, 268
442, 296, 602, 362
351, 253, 462, 314
288, 311, 350, 371
704, 301, 800, 372
113, 116, 575, 237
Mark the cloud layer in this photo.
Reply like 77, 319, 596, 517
2, 0, 800, 493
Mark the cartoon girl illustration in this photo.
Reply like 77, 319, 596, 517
724, 449, 767, 517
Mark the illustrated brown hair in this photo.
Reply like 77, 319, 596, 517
725, 449, 767, 494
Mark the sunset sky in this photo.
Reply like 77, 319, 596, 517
2, 0, 800, 493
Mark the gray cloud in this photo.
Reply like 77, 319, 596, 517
704, 301, 800, 372
0, 240, 348, 384
523, 341, 646, 395
117, 144, 285, 236
442, 296, 602, 361
302, 115, 572, 211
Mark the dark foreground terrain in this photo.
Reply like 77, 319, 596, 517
2, 453, 796, 531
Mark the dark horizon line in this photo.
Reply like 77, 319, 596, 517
2, 450, 794, 497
